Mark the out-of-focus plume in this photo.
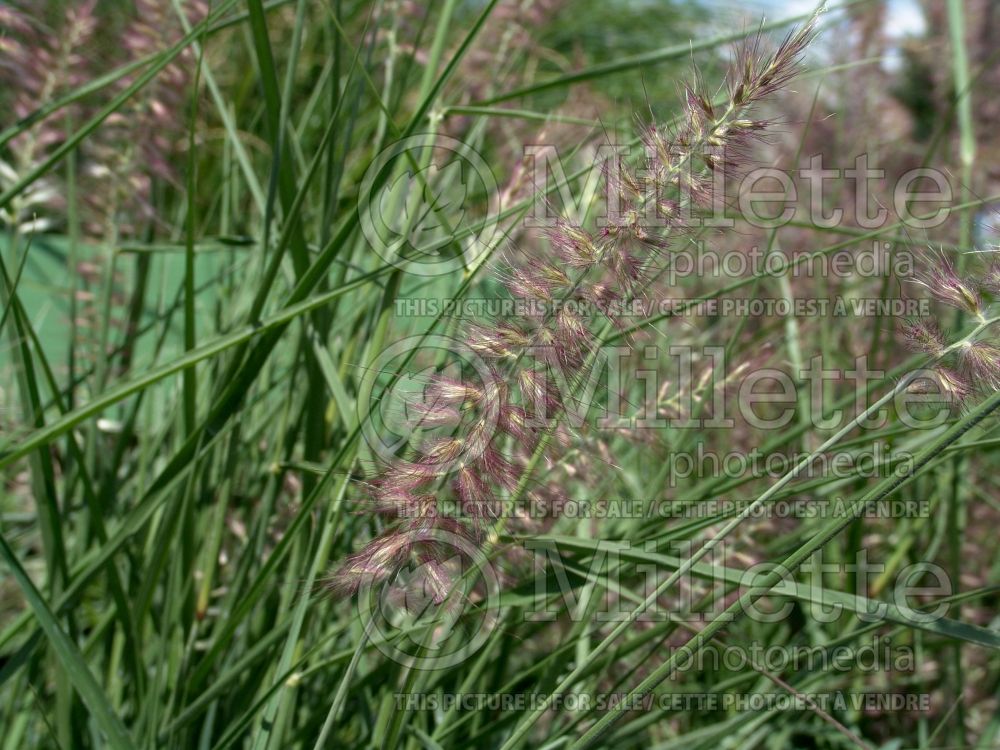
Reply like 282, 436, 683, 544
0, 1, 97, 231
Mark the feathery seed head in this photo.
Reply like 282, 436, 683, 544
908, 368, 972, 405
548, 220, 602, 267
913, 253, 983, 318
959, 341, 1000, 391
900, 318, 946, 356
984, 262, 1000, 297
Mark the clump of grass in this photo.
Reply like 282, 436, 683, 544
1, 2, 999, 749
